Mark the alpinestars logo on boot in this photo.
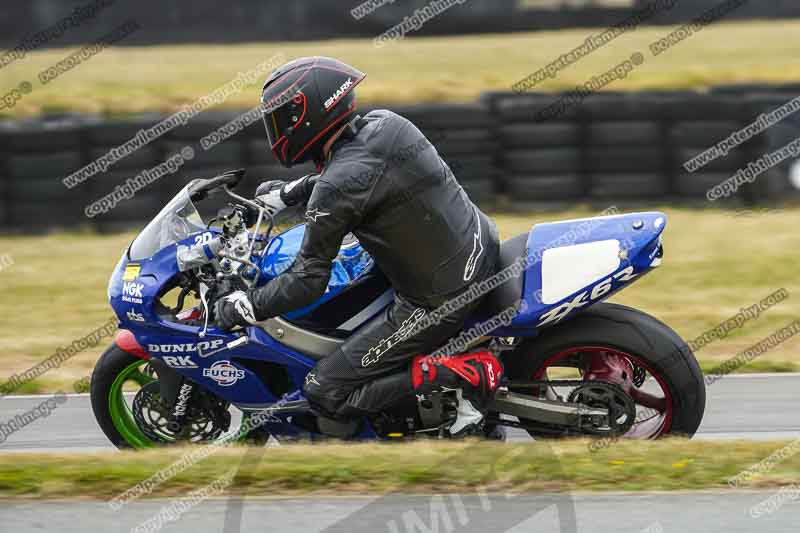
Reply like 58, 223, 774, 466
324, 78, 353, 109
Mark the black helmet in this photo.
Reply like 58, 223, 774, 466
260, 56, 366, 168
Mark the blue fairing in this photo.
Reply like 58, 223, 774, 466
108, 209, 665, 433
485, 211, 666, 336
257, 225, 375, 319
108, 222, 379, 410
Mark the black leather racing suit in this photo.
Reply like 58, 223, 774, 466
249, 110, 500, 419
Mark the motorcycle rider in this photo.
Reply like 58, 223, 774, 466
215, 56, 503, 437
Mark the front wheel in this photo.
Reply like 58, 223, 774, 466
502, 303, 705, 439
91, 344, 244, 449
90, 344, 158, 449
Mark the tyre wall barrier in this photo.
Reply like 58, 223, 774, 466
3, 0, 798, 49
1, 85, 798, 233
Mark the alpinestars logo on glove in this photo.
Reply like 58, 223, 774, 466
234, 299, 255, 323
225, 292, 256, 325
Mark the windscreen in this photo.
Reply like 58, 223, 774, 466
128, 186, 206, 260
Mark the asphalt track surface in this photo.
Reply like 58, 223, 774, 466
0, 492, 797, 533
1, 373, 798, 452
1, 374, 798, 532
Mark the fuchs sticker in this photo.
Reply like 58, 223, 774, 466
122, 263, 141, 282
122, 282, 144, 304
162, 355, 198, 369
537, 266, 638, 327
147, 340, 224, 354
324, 77, 352, 109
203, 360, 245, 387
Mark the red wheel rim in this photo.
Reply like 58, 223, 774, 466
532, 346, 674, 439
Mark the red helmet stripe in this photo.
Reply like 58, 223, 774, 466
261, 62, 315, 112
291, 102, 357, 163
293, 91, 308, 128
323, 73, 366, 114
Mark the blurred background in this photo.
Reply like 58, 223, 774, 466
3, 0, 800, 44
0, 0, 798, 393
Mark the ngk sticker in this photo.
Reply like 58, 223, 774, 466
203, 360, 245, 387
122, 282, 144, 304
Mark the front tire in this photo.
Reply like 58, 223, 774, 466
502, 303, 705, 439
90, 344, 156, 449
92, 344, 261, 449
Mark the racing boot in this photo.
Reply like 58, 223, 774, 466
411, 351, 503, 436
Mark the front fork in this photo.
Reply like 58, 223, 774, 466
167, 379, 196, 434
146, 358, 196, 435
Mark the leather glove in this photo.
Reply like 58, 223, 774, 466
256, 174, 319, 209
254, 180, 287, 217
215, 291, 258, 331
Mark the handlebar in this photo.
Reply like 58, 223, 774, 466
188, 169, 246, 201
179, 170, 279, 326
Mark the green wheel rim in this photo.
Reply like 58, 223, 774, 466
108, 359, 157, 449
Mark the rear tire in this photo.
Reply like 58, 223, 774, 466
502, 303, 705, 438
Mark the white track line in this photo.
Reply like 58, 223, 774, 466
1, 393, 91, 400
2, 372, 799, 401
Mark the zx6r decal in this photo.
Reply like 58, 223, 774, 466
537, 266, 638, 327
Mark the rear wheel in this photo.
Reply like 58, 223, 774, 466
502, 303, 705, 439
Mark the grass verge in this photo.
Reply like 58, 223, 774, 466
1, 19, 799, 117
0, 439, 798, 499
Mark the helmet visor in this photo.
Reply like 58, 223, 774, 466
261, 109, 284, 149
260, 92, 307, 164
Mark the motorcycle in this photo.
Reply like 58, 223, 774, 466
90, 169, 705, 448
